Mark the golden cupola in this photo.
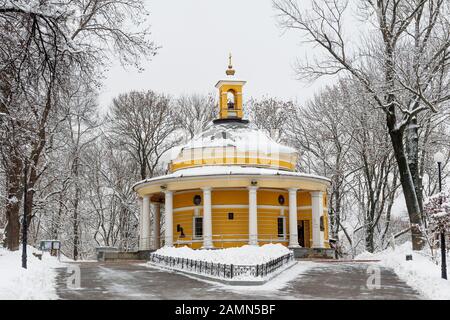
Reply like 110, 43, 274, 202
215, 53, 246, 122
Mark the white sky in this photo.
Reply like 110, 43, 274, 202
98, 0, 333, 111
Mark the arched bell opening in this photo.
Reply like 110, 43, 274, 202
227, 89, 238, 118
227, 89, 236, 110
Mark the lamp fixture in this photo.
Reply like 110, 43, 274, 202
434, 151, 444, 164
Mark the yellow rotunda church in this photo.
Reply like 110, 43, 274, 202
133, 59, 332, 257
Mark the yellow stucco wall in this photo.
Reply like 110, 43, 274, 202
170, 155, 295, 172
171, 189, 329, 249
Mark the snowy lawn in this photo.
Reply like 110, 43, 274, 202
356, 241, 450, 300
153, 243, 291, 265
0, 246, 63, 299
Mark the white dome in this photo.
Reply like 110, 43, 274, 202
169, 121, 297, 172
184, 121, 294, 153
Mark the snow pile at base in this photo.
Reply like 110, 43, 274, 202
0, 246, 62, 299
153, 244, 290, 265
356, 242, 450, 299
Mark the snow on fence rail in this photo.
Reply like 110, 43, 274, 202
149, 252, 294, 280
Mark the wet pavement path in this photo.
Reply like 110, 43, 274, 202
55, 261, 422, 300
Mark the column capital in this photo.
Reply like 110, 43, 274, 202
142, 194, 151, 199
310, 190, 323, 197
247, 186, 259, 191
201, 186, 212, 192
288, 188, 298, 193
163, 189, 173, 195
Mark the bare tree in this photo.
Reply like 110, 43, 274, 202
83, 137, 139, 253
173, 93, 217, 140
0, 0, 156, 250
108, 90, 180, 180
287, 81, 356, 248
273, 0, 450, 250
247, 97, 294, 142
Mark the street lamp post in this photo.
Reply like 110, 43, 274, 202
434, 151, 447, 280
22, 159, 28, 269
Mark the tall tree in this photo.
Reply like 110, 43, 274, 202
0, 0, 156, 250
247, 97, 294, 143
173, 93, 217, 140
108, 91, 180, 180
273, 0, 450, 250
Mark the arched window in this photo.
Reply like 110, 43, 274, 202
227, 90, 236, 110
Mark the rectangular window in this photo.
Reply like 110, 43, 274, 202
193, 217, 203, 239
228, 212, 234, 220
277, 217, 285, 239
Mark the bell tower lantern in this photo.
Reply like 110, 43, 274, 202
215, 53, 246, 121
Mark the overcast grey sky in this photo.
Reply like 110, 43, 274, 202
98, 0, 335, 110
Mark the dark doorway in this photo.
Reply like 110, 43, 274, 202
297, 221, 305, 247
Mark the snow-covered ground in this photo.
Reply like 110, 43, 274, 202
153, 243, 291, 265
356, 241, 450, 300
0, 246, 63, 299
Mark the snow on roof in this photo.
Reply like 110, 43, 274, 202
215, 79, 246, 88
171, 121, 296, 160
133, 165, 330, 189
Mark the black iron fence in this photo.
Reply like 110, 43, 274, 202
149, 251, 294, 279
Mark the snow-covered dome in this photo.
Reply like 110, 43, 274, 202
169, 121, 297, 172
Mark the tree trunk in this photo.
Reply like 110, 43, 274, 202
365, 227, 374, 253
73, 196, 79, 260
406, 116, 423, 213
332, 186, 341, 239
72, 152, 81, 260
4, 155, 22, 251
388, 126, 424, 250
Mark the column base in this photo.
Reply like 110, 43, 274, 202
288, 244, 301, 249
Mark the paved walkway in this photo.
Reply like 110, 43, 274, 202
55, 261, 422, 300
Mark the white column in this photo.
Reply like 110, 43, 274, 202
288, 188, 300, 248
142, 195, 151, 250
138, 197, 143, 250
153, 202, 161, 249
311, 191, 324, 248
248, 186, 258, 245
201, 187, 213, 249
164, 190, 174, 247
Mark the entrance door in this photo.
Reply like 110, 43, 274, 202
297, 221, 305, 247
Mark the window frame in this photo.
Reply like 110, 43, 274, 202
277, 216, 286, 240
192, 216, 203, 240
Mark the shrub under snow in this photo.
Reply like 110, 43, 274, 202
153, 243, 291, 265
